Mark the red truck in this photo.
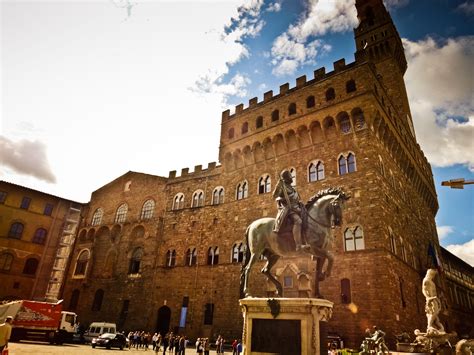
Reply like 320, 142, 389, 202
0, 299, 77, 344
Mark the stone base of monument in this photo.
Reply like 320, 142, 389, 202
239, 297, 333, 355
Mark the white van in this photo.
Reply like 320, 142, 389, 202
83, 322, 117, 343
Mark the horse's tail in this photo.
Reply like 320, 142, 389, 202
239, 225, 251, 298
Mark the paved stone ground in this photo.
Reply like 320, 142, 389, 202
6, 342, 224, 355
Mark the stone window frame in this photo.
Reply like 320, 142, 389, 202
325, 87, 336, 101
306, 96, 315, 108
288, 103, 297, 115
128, 247, 144, 275
207, 247, 219, 265
212, 186, 225, 205
0, 191, 7, 204
343, 225, 365, 251
283, 275, 293, 288
91, 208, 104, 226
241, 122, 249, 134
172, 193, 185, 210
346, 79, 357, 93
32, 228, 48, 244
228, 127, 235, 139
185, 248, 197, 266
73, 249, 91, 278
256, 116, 264, 129
115, 203, 128, 224
166, 249, 176, 267
191, 189, 205, 208
337, 111, 352, 134
23, 257, 39, 275
231, 242, 245, 263
308, 160, 325, 182
43, 203, 54, 216
8, 222, 24, 239
236, 180, 249, 200
20, 196, 31, 210
271, 109, 279, 122
0, 252, 14, 272
140, 199, 155, 220
258, 174, 271, 194
337, 152, 357, 176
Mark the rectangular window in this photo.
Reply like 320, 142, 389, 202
20, 197, 31, 209
284, 276, 293, 288
0, 191, 7, 204
44, 203, 54, 216
203, 303, 214, 325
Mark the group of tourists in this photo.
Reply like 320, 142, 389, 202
127, 331, 188, 354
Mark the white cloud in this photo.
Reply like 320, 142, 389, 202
0, 136, 56, 183
270, 0, 357, 76
267, 1, 282, 12
445, 239, 474, 266
437, 225, 454, 240
457, 1, 474, 16
383, 0, 410, 9
404, 36, 474, 171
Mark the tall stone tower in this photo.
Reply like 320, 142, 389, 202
354, 0, 416, 138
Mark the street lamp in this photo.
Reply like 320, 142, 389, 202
441, 178, 474, 189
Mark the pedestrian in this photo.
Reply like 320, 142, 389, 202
162, 333, 169, 355
232, 339, 238, 355
237, 340, 242, 355
203, 338, 210, 355
196, 337, 203, 355
0, 316, 13, 353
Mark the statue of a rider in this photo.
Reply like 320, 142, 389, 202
272, 170, 310, 252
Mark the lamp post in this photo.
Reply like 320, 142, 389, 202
441, 178, 474, 189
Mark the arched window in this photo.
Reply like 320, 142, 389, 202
115, 203, 128, 223
8, 222, 24, 239
325, 88, 335, 101
338, 155, 348, 175
341, 278, 351, 304
258, 175, 271, 194
140, 199, 155, 220
192, 190, 204, 208
23, 258, 39, 275
212, 187, 224, 205
228, 128, 234, 139
32, 228, 47, 244
288, 103, 296, 115
91, 289, 104, 311
74, 250, 90, 276
172, 193, 185, 210
338, 112, 351, 134
0, 253, 14, 271
236, 181, 248, 200
351, 107, 366, 130
128, 248, 143, 274
231, 243, 245, 263
207, 247, 219, 265
338, 153, 357, 175
241, 122, 249, 134
271, 110, 279, 122
185, 248, 197, 266
91, 208, 103, 226
166, 250, 176, 267
308, 161, 324, 182
344, 226, 365, 251
346, 79, 356, 93
256, 116, 263, 128
347, 153, 356, 173
69, 289, 80, 310
306, 96, 315, 108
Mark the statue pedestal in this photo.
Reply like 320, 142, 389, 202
239, 298, 333, 355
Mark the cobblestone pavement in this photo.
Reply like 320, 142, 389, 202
7, 342, 223, 355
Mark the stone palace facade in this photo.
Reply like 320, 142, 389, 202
60, 0, 472, 347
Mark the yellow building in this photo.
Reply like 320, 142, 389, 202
0, 181, 83, 302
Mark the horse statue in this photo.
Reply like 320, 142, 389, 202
240, 187, 349, 298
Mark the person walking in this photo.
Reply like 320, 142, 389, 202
0, 316, 13, 353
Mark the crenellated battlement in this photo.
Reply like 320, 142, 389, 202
221, 57, 362, 121
168, 161, 220, 180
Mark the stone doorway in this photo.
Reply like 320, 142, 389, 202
156, 306, 171, 335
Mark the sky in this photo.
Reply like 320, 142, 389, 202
1, 0, 473, 265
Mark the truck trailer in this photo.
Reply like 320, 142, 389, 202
0, 299, 77, 344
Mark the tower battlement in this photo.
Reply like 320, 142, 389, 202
167, 161, 220, 180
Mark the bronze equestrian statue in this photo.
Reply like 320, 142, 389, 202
240, 179, 349, 298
